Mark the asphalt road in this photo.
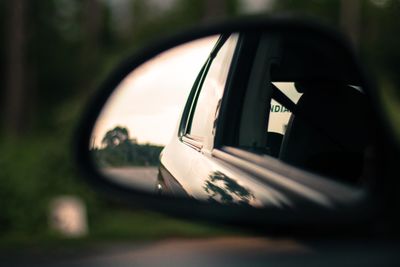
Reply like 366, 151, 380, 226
102, 166, 158, 192
1, 237, 307, 267
3, 238, 400, 267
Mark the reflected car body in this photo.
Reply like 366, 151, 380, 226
158, 31, 372, 210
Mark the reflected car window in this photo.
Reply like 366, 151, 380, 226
189, 34, 239, 141
267, 82, 302, 135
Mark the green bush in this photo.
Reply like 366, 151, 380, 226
0, 134, 231, 246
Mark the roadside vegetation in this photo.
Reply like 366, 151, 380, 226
92, 126, 163, 167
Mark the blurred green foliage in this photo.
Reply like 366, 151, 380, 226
0, 134, 97, 242
0, 0, 240, 245
0, 134, 232, 246
1, 0, 400, 245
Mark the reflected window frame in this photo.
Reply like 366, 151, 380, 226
180, 33, 241, 151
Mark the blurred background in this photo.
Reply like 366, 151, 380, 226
1, 0, 400, 248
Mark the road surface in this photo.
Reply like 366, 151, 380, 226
102, 166, 158, 192
2, 237, 399, 267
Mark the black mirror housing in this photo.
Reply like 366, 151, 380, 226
74, 15, 386, 236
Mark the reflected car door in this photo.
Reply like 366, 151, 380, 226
158, 32, 294, 207
159, 34, 242, 199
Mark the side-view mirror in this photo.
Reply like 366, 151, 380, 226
75, 16, 387, 234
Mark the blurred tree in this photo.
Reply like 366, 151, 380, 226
102, 126, 130, 148
3, 0, 29, 136
340, 0, 361, 47
203, 0, 228, 21
361, 0, 400, 89
81, 0, 104, 87
273, 0, 340, 25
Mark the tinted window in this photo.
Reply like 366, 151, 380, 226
189, 34, 239, 140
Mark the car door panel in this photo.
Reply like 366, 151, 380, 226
159, 136, 198, 197
161, 137, 367, 221
185, 146, 292, 208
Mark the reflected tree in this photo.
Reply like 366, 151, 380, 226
93, 126, 163, 167
101, 126, 130, 148
203, 171, 255, 206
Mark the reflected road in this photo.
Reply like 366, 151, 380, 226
102, 166, 158, 192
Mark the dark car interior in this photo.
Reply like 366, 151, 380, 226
275, 81, 370, 185
232, 31, 375, 186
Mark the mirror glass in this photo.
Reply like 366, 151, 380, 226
90, 29, 373, 208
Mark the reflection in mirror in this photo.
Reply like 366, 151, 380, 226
90, 36, 219, 192
204, 171, 255, 206
90, 28, 373, 209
